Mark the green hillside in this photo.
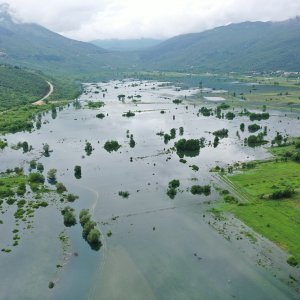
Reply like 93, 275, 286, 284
139, 18, 300, 72
0, 64, 50, 111
1, 5, 300, 77
0, 9, 136, 78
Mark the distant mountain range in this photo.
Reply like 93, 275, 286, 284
139, 17, 300, 72
91, 38, 163, 51
0, 4, 300, 77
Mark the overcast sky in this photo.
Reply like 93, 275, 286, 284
3, 0, 300, 41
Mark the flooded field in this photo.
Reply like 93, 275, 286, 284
0, 80, 299, 299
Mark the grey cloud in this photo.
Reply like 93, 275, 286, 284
3, 0, 300, 41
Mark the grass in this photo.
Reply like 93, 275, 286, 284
219, 159, 300, 262
0, 100, 69, 135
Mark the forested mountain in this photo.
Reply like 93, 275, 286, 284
0, 3, 300, 76
0, 7, 135, 77
139, 18, 300, 72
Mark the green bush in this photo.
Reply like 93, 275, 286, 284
118, 191, 130, 198
87, 228, 101, 245
122, 111, 135, 117
67, 194, 79, 202
61, 206, 76, 226
79, 209, 91, 226
56, 182, 67, 194
213, 129, 228, 138
74, 165, 81, 179
287, 256, 298, 266
168, 179, 180, 189
29, 172, 45, 184
191, 185, 211, 196
104, 140, 121, 152
96, 113, 105, 119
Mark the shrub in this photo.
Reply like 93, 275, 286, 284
37, 163, 44, 173
87, 228, 101, 245
167, 188, 177, 199
0, 139, 8, 149
118, 191, 130, 198
199, 107, 212, 117
287, 256, 298, 267
104, 141, 121, 152
87, 101, 104, 108
43, 144, 50, 156
122, 111, 135, 117
79, 209, 91, 226
248, 124, 261, 133
85, 142, 93, 155
168, 179, 180, 189
246, 133, 266, 147
74, 165, 82, 179
173, 99, 182, 104
96, 113, 105, 119
67, 194, 79, 202
225, 112, 235, 120
29, 172, 45, 184
213, 129, 228, 138
83, 220, 97, 237
47, 169, 57, 182
217, 103, 230, 110
191, 165, 199, 171
224, 195, 238, 204
56, 182, 67, 194
269, 188, 295, 200
175, 139, 200, 152
249, 112, 269, 121
129, 137, 136, 148
191, 185, 211, 196
61, 206, 76, 226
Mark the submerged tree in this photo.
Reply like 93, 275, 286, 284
47, 168, 57, 184
74, 165, 82, 179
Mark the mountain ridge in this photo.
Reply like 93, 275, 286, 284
0, 5, 300, 76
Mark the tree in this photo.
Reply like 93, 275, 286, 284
74, 165, 81, 179
37, 163, 44, 173
43, 143, 50, 157
85, 142, 93, 156
56, 182, 67, 193
22, 141, 29, 153
61, 206, 76, 227
104, 140, 121, 152
83, 220, 97, 237
240, 123, 245, 132
47, 168, 57, 183
79, 209, 91, 226
87, 228, 101, 244
118, 94, 126, 101
29, 172, 45, 184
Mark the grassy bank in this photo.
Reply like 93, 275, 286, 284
217, 141, 300, 264
0, 101, 69, 135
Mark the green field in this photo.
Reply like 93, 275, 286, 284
218, 146, 300, 263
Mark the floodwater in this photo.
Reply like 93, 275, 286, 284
0, 80, 300, 299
